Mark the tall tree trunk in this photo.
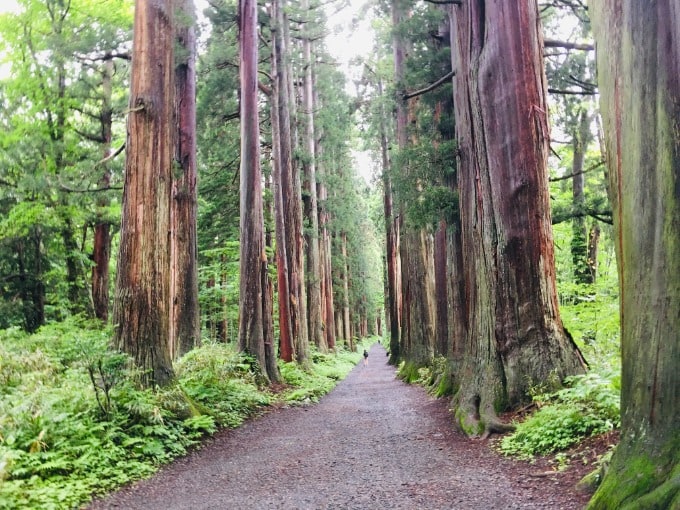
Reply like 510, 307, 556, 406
391, 0, 411, 365
301, 17, 325, 351
316, 131, 336, 351
434, 220, 448, 356
17, 236, 45, 333
238, 0, 279, 383
272, 0, 309, 364
571, 108, 593, 285
588, 2, 680, 508
378, 77, 401, 365
394, 7, 437, 367
444, 8, 467, 369
62, 219, 85, 312
450, 0, 586, 435
113, 0, 175, 388
218, 261, 229, 342
92, 57, 114, 322
341, 232, 352, 348
171, 0, 200, 358
270, 0, 294, 362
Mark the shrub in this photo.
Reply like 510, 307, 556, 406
499, 370, 620, 458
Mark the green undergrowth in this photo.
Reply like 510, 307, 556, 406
398, 356, 455, 398
279, 342, 367, 404
0, 319, 367, 509
498, 369, 620, 459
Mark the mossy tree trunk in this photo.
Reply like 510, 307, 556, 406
450, 0, 586, 435
588, 2, 680, 508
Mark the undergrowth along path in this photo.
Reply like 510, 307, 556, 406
90, 344, 587, 509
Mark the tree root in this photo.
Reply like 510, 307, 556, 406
480, 413, 516, 440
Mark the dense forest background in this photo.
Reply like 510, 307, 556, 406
1, 0, 677, 508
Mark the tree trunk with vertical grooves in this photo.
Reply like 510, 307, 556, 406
270, 0, 293, 362
434, 220, 448, 356
399, 227, 437, 365
341, 232, 352, 349
571, 108, 593, 285
444, 5, 467, 369
315, 116, 336, 351
238, 0, 279, 383
272, 0, 308, 364
450, 0, 586, 435
378, 77, 401, 365
586, 223, 600, 283
393, 0, 437, 367
113, 0, 175, 388
301, 13, 325, 351
92, 57, 113, 322
588, 2, 680, 508
171, 0, 200, 358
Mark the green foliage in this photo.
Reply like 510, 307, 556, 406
397, 360, 427, 384
499, 370, 620, 459
0, 323, 365, 509
392, 140, 459, 230
0, 0, 132, 330
279, 345, 363, 404
176, 343, 270, 428
197, 243, 241, 343
397, 355, 455, 398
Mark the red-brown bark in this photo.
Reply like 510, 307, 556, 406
92, 57, 113, 322
113, 0, 176, 388
171, 0, 200, 358
238, 0, 279, 382
301, 3, 325, 352
450, 0, 586, 434
271, 0, 308, 364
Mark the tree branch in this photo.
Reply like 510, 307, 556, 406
423, 0, 462, 4
258, 81, 272, 97
549, 160, 605, 182
73, 127, 106, 143
95, 143, 126, 167
548, 88, 596, 96
58, 179, 123, 193
552, 208, 612, 226
402, 70, 455, 101
544, 38, 594, 51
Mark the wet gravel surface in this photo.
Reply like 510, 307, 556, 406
89, 344, 589, 509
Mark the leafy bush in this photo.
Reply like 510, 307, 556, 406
176, 342, 270, 427
499, 370, 620, 458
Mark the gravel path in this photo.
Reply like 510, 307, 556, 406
89, 344, 588, 509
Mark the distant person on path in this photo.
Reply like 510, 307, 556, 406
363, 349, 369, 366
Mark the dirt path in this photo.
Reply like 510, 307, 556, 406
89, 344, 588, 509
